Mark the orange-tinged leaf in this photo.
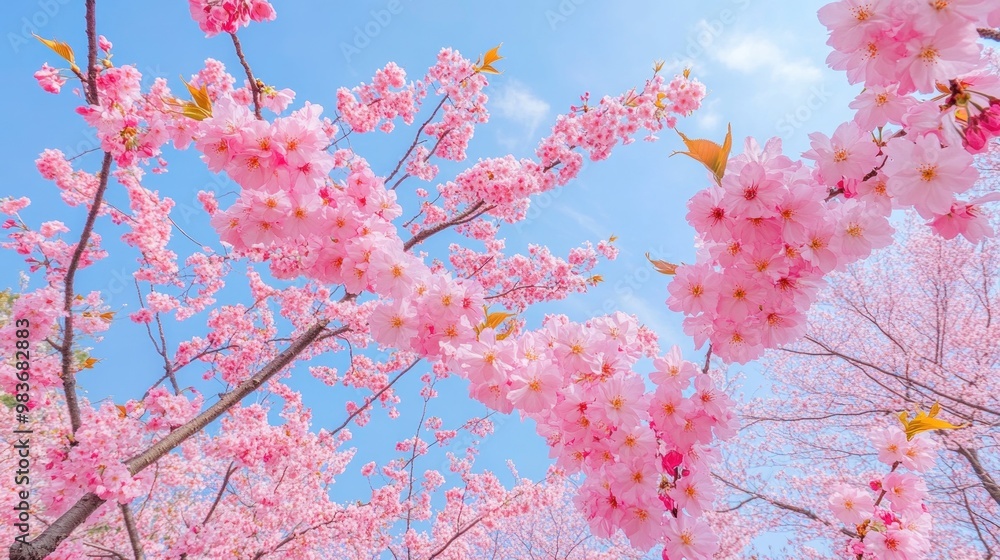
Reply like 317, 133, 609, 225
166, 98, 212, 121
481, 44, 503, 66
904, 416, 965, 440
654, 92, 668, 110
671, 123, 732, 186
181, 77, 213, 113
898, 402, 967, 440
587, 274, 604, 286
179, 103, 212, 121
653, 60, 665, 74
646, 253, 679, 275
81, 357, 99, 370
683, 67, 691, 79
99, 311, 115, 322
33, 34, 76, 69
115, 405, 127, 419
475, 43, 504, 75
622, 88, 640, 108
935, 81, 951, 94
474, 307, 517, 337
496, 322, 516, 341
608, 235, 618, 243
484, 311, 514, 330
165, 77, 213, 121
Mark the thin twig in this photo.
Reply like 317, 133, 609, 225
83, 542, 126, 560
387, 95, 450, 185
61, 152, 113, 434
404, 202, 494, 251
230, 33, 262, 119
713, 473, 858, 539
330, 360, 421, 436
203, 462, 238, 525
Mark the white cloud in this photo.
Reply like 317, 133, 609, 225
696, 99, 722, 131
491, 80, 551, 139
711, 34, 823, 87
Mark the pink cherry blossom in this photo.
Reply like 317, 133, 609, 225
828, 485, 875, 525
883, 133, 979, 217
33, 63, 66, 94
663, 514, 719, 560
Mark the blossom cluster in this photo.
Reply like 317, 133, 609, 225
188, 0, 277, 37
668, 0, 1000, 364
170, 40, 722, 553
429, 320, 736, 556
828, 425, 938, 559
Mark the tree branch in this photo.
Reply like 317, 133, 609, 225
403, 201, 493, 251
60, 152, 113, 435
427, 516, 485, 560
82, 541, 126, 560
386, 95, 449, 185
713, 473, 858, 539
250, 517, 340, 559
84, 0, 99, 105
10, 493, 106, 560
798, 336, 1000, 418
979, 28, 1000, 42
953, 444, 1000, 508
11, 321, 336, 559
230, 32, 262, 119
58, 0, 110, 434
330, 359, 420, 437
203, 461, 238, 526
125, 321, 336, 474
119, 504, 144, 560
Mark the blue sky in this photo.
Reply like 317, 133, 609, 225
0, 0, 858, 551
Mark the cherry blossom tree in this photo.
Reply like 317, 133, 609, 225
712, 212, 1000, 557
3, 1, 732, 558
2, 0, 1000, 559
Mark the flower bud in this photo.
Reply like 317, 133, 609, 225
963, 123, 988, 154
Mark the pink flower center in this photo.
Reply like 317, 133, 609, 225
919, 47, 938, 63
918, 164, 938, 182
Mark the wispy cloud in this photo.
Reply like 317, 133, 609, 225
711, 34, 822, 87
696, 98, 722, 131
491, 79, 551, 141
556, 204, 605, 239
618, 292, 681, 344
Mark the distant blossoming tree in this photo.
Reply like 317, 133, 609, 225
712, 205, 1000, 557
